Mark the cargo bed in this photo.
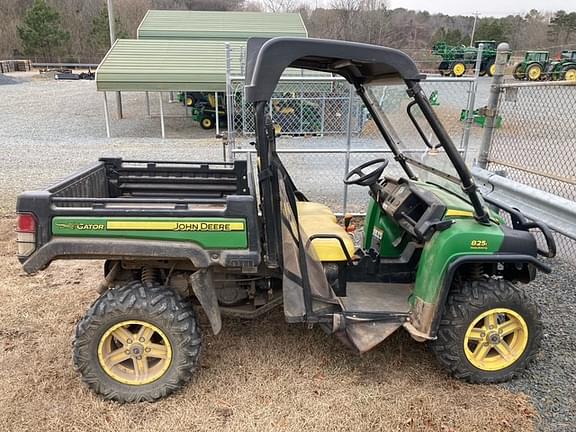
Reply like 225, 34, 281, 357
16, 158, 261, 273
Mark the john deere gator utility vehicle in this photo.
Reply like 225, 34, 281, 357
16, 38, 555, 403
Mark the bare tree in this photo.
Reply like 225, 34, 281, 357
261, 0, 298, 12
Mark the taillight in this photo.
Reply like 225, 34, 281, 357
16, 213, 37, 256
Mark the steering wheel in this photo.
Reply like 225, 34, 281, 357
344, 158, 389, 186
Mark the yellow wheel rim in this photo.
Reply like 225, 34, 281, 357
565, 69, 576, 81
464, 308, 528, 371
490, 64, 496, 76
273, 123, 282, 136
98, 320, 172, 386
202, 118, 212, 128
453, 63, 465, 76
528, 66, 541, 80
185, 97, 194, 106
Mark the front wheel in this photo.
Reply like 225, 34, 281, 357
73, 282, 202, 402
430, 278, 541, 383
527, 64, 543, 81
451, 62, 466, 77
563, 67, 576, 81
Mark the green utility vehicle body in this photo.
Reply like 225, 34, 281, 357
16, 37, 555, 402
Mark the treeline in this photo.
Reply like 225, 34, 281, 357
1, 0, 575, 63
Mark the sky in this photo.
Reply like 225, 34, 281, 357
388, 0, 575, 17
308, 0, 575, 17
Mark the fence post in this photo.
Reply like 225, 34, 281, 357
342, 84, 354, 215
225, 43, 234, 161
462, 43, 483, 159
478, 42, 509, 168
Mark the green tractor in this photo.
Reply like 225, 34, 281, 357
16, 38, 555, 403
549, 50, 576, 81
191, 93, 226, 130
271, 94, 322, 135
512, 51, 550, 81
514, 50, 576, 81
432, 40, 498, 77
178, 91, 208, 107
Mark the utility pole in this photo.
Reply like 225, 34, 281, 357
107, 0, 123, 119
470, 12, 480, 46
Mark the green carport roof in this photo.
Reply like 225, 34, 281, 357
137, 10, 308, 40
96, 39, 245, 92
95, 39, 331, 93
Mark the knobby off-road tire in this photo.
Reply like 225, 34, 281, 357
431, 278, 542, 383
73, 282, 201, 402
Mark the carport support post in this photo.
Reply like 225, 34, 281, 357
145, 91, 151, 117
225, 43, 234, 161
215, 91, 220, 135
106, 0, 123, 119
103, 91, 111, 138
478, 42, 509, 168
342, 84, 354, 215
159, 92, 165, 139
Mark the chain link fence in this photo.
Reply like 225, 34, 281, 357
230, 76, 478, 214
486, 80, 576, 260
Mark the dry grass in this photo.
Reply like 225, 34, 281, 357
0, 217, 536, 432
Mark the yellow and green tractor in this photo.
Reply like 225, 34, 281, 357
513, 50, 576, 81
432, 40, 499, 77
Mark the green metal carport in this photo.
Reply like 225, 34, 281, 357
137, 10, 308, 40
96, 11, 309, 138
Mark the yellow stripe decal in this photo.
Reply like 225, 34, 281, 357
106, 221, 245, 232
445, 209, 474, 217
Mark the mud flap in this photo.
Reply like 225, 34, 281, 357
190, 269, 222, 335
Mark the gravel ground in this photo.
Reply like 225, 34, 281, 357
0, 75, 575, 429
504, 258, 576, 430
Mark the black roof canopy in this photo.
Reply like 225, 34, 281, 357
245, 37, 425, 103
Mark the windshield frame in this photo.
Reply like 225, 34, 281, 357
355, 80, 490, 224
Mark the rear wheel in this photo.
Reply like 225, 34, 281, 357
430, 278, 541, 383
487, 61, 496, 77
512, 63, 525, 80
200, 116, 214, 129
438, 61, 449, 76
527, 64, 542, 81
73, 282, 201, 402
563, 67, 576, 81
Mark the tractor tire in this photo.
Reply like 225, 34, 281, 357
451, 62, 466, 77
512, 63, 525, 80
200, 116, 214, 130
438, 61, 450, 76
73, 282, 202, 402
527, 64, 543, 81
562, 67, 576, 81
486, 61, 496, 77
430, 278, 541, 383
